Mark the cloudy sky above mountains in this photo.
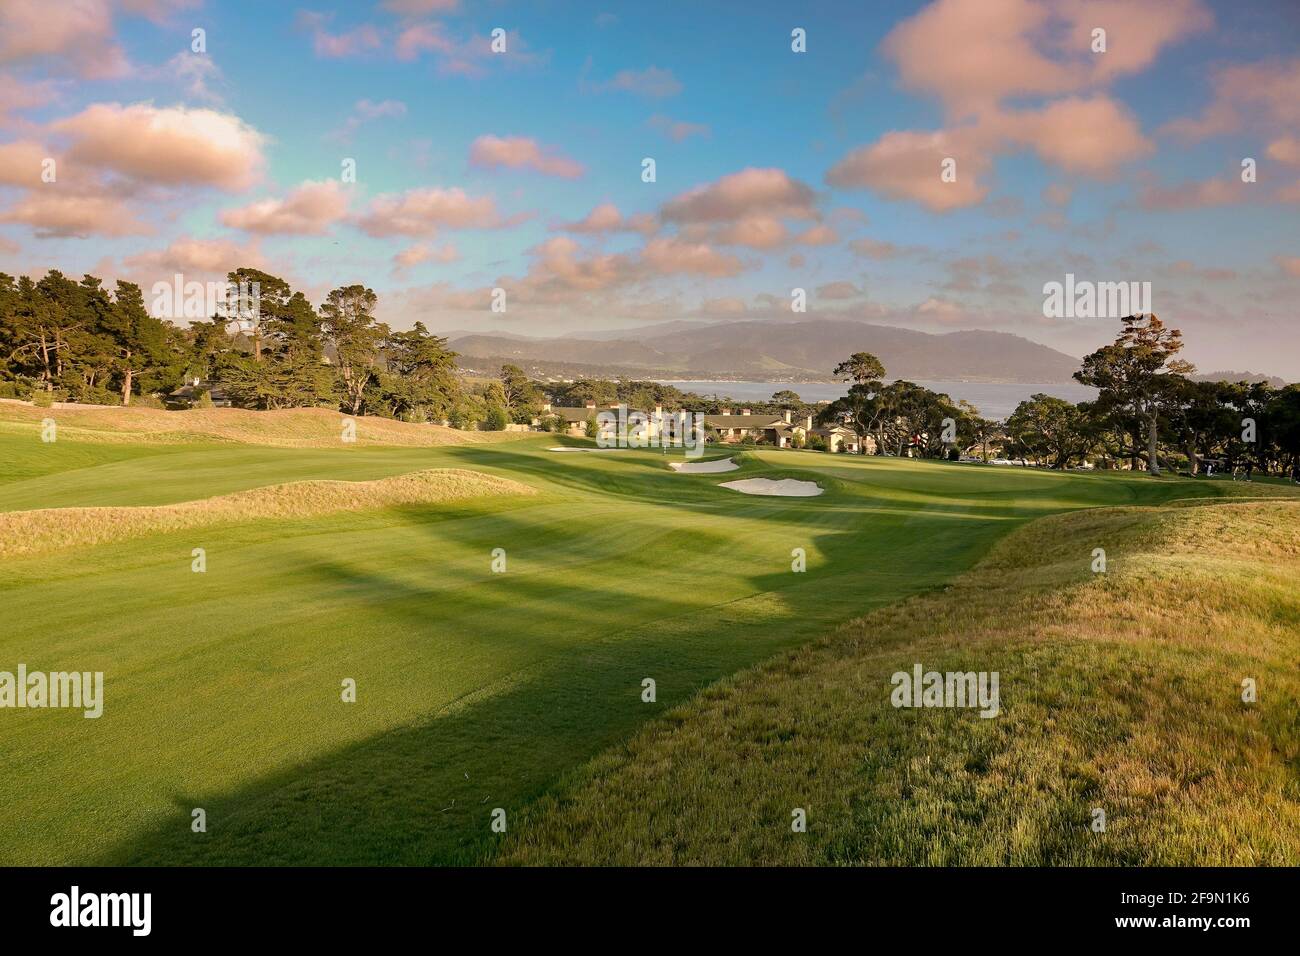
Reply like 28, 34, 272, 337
1, 0, 1298, 375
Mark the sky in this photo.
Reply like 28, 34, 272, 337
1, 0, 1298, 376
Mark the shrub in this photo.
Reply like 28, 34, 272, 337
484, 405, 509, 431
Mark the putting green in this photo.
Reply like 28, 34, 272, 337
0, 429, 1227, 865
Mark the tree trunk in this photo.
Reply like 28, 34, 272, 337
1146, 413, 1160, 475
121, 354, 133, 406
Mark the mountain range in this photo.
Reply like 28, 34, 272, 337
448, 319, 1084, 384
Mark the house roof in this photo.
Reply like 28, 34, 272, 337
548, 406, 595, 422
811, 425, 858, 437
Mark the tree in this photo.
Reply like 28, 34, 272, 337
499, 363, 541, 423
1005, 394, 1094, 468
822, 352, 888, 450
224, 268, 291, 363
965, 415, 999, 463
102, 280, 180, 405
381, 323, 462, 421
833, 352, 885, 387
1165, 378, 1241, 475
319, 285, 385, 415
1075, 314, 1192, 475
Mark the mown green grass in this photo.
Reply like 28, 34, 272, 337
498, 496, 1300, 865
0, 427, 1248, 865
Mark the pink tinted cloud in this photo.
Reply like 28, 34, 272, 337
0, 192, 149, 238
841, 0, 1202, 211
382, 0, 461, 14
0, 0, 129, 79
1061, 0, 1213, 84
393, 243, 459, 272
883, 0, 1076, 119
850, 237, 903, 259
818, 282, 861, 300
717, 217, 787, 249
797, 223, 839, 246
883, 0, 1211, 121
647, 115, 710, 142
558, 203, 657, 235
1163, 58, 1300, 140
52, 103, 266, 191
120, 0, 201, 22
0, 73, 58, 127
994, 96, 1152, 175
0, 140, 51, 188
329, 99, 407, 142
640, 237, 742, 277
1267, 137, 1300, 166
826, 128, 990, 212
221, 180, 350, 235
1138, 177, 1245, 210
122, 237, 266, 276
662, 168, 817, 223
469, 135, 584, 179
395, 23, 454, 61
600, 67, 683, 98
357, 187, 504, 237
298, 11, 383, 59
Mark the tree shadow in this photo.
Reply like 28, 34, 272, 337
93, 487, 1012, 866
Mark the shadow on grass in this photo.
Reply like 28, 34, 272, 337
94, 492, 1008, 866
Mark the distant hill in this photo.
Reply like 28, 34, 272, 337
449, 319, 1083, 384
1191, 371, 1289, 388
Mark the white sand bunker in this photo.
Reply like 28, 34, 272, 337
548, 446, 622, 452
670, 457, 739, 473
719, 478, 823, 497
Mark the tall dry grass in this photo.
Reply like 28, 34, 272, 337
499, 497, 1300, 865
0, 400, 526, 447
0, 469, 535, 558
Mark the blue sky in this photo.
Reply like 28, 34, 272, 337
1, 0, 1298, 375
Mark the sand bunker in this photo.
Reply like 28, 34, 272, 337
548, 446, 622, 452
0, 469, 535, 559
670, 458, 739, 474
719, 478, 823, 497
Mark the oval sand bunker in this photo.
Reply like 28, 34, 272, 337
670, 457, 739, 473
719, 478, 823, 497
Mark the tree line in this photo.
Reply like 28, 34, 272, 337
4, 272, 1296, 474
0, 268, 520, 427
825, 315, 1300, 477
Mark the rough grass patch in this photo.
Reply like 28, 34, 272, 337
0, 469, 536, 558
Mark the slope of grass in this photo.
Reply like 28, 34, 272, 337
0, 468, 535, 558
497, 494, 1300, 866
0, 423, 1258, 865
0, 399, 525, 447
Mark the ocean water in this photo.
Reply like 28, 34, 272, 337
657, 380, 1099, 420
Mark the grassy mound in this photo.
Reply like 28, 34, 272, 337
0, 468, 535, 557
498, 495, 1300, 865
0, 400, 524, 447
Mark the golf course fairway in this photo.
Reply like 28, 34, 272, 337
0, 418, 1275, 866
